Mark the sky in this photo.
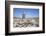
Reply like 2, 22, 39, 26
13, 8, 39, 18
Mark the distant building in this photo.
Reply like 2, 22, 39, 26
22, 11, 25, 19
22, 14, 25, 19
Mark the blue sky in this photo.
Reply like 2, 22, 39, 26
13, 8, 39, 18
